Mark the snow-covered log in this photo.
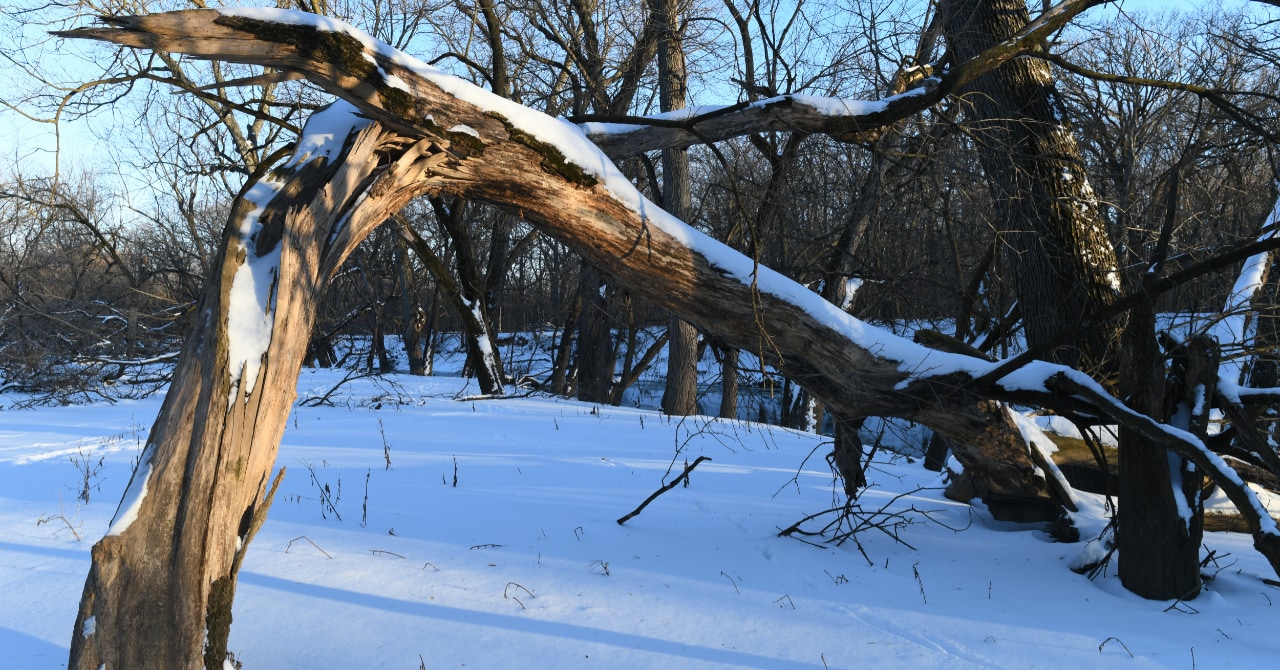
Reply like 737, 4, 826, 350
55, 8, 1088, 511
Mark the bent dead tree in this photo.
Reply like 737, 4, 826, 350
56, 6, 1280, 669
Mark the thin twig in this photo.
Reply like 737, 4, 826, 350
617, 456, 711, 525
286, 535, 332, 559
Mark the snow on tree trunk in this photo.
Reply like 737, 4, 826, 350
1216, 189, 1280, 386
941, 0, 1124, 374
67, 104, 445, 668
942, 0, 1208, 599
396, 218, 505, 394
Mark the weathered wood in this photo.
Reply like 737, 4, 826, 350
67, 111, 446, 668
47, 4, 1119, 542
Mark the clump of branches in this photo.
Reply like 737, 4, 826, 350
778, 486, 966, 566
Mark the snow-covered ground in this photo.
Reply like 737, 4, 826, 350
2, 365, 1279, 669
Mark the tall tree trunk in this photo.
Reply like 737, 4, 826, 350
396, 237, 429, 376
664, 319, 700, 414
1247, 256, 1280, 446
942, 0, 1196, 596
550, 291, 582, 395
941, 0, 1123, 374
719, 346, 739, 419
431, 197, 506, 394
483, 215, 515, 334
575, 262, 615, 403
1116, 302, 1197, 599
651, 0, 700, 416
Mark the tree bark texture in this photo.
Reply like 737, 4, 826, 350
943, 0, 1209, 597
66, 105, 445, 668
718, 346, 739, 419
574, 262, 616, 403
652, 0, 700, 417
1116, 303, 1203, 599
941, 0, 1124, 374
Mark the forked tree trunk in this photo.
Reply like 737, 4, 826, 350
1116, 303, 1200, 599
68, 106, 443, 668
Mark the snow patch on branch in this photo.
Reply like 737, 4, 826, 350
786, 94, 889, 117
577, 90, 917, 139
285, 102, 372, 169
1168, 451, 1194, 531
448, 124, 480, 138
1213, 191, 1280, 386
1009, 411, 1083, 511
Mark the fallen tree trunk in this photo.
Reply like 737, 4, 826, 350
56, 7, 1280, 666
